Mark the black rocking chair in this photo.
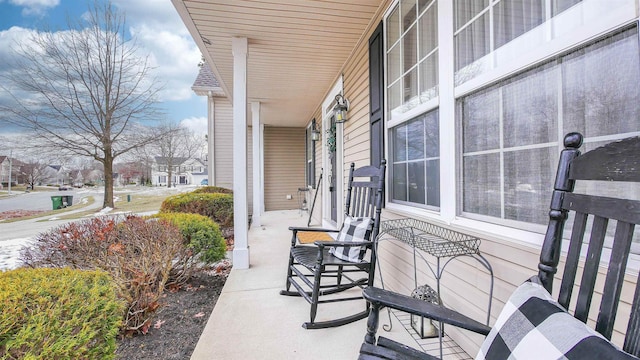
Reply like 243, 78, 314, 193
281, 160, 386, 329
359, 133, 640, 359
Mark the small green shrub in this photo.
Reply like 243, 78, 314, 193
20, 216, 183, 333
192, 186, 233, 194
160, 192, 233, 228
0, 268, 123, 359
152, 212, 227, 284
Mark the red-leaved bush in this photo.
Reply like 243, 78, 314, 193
20, 215, 183, 333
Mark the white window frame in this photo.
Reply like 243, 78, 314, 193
383, 0, 639, 248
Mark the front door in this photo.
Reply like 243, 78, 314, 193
329, 115, 337, 223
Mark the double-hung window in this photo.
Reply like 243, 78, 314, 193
387, 0, 440, 209
460, 26, 640, 227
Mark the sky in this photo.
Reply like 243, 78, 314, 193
0, 0, 208, 135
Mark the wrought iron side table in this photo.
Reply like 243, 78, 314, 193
375, 218, 494, 358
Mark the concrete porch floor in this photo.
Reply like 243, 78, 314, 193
191, 210, 471, 359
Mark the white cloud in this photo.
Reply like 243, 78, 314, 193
9, 0, 59, 16
180, 117, 207, 135
112, 0, 201, 102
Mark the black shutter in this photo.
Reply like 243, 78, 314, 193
369, 21, 384, 168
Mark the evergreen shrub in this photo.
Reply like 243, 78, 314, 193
0, 268, 123, 359
152, 212, 227, 283
160, 192, 233, 229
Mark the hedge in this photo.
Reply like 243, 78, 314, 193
160, 192, 233, 229
0, 268, 123, 359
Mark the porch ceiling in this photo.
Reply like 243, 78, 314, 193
173, 0, 383, 127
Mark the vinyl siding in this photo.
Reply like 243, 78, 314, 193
316, 0, 635, 354
264, 126, 305, 211
213, 98, 253, 210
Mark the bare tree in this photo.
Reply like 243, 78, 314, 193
0, 1, 163, 208
21, 160, 50, 189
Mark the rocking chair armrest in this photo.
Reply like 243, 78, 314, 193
363, 287, 491, 336
288, 226, 339, 233
314, 240, 374, 248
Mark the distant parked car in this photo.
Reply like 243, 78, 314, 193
200, 179, 208, 185
58, 185, 71, 191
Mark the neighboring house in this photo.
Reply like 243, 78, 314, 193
151, 156, 208, 186
174, 0, 640, 353
0, 156, 21, 186
42, 165, 68, 186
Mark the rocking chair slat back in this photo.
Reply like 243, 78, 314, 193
538, 133, 640, 355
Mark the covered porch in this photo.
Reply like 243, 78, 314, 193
190, 210, 471, 359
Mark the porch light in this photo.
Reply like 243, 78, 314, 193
311, 124, 321, 141
333, 94, 350, 123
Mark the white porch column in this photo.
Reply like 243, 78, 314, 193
207, 91, 215, 185
232, 37, 250, 269
251, 102, 263, 227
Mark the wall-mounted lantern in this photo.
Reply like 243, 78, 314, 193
333, 93, 350, 123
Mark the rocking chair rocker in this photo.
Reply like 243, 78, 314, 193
280, 160, 386, 329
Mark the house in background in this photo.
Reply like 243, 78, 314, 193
0, 156, 21, 186
173, 0, 640, 354
151, 156, 208, 186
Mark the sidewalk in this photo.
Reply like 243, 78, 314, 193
190, 210, 424, 360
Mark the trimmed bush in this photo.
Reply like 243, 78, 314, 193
152, 212, 227, 284
160, 192, 233, 229
20, 216, 184, 333
192, 186, 233, 194
0, 268, 123, 359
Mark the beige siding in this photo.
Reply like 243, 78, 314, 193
213, 99, 233, 189
264, 126, 306, 211
314, 0, 634, 355
212, 98, 253, 209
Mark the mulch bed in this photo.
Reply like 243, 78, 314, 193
0, 210, 45, 220
115, 263, 230, 359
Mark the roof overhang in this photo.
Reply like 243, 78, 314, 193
172, 0, 384, 127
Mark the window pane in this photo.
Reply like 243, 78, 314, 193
387, 7, 400, 50
388, 43, 401, 83
404, 24, 418, 74
419, 3, 438, 59
455, 11, 490, 72
494, 0, 545, 49
562, 29, 640, 137
419, 0, 433, 14
419, 54, 438, 102
463, 153, 501, 217
425, 111, 439, 158
552, 0, 581, 16
408, 161, 426, 204
426, 159, 440, 206
394, 125, 407, 161
403, 67, 419, 106
502, 64, 558, 147
503, 147, 556, 224
393, 163, 407, 201
461, 87, 500, 152
389, 81, 402, 116
401, 0, 417, 33
407, 118, 425, 160
455, 0, 490, 31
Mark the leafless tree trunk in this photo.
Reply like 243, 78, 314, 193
0, 1, 163, 208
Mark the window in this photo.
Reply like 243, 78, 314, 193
306, 120, 316, 188
386, 0, 440, 209
460, 27, 640, 226
391, 109, 440, 208
387, 0, 438, 120
453, 0, 616, 85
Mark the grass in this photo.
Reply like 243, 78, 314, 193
38, 193, 169, 221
